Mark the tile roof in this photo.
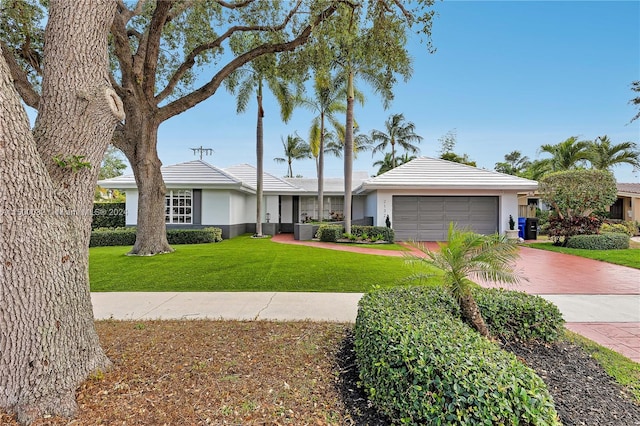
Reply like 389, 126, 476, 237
355, 157, 539, 193
223, 164, 303, 193
98, 160, 248, 190
617, 183, 640, 196
285, 172, 370, 194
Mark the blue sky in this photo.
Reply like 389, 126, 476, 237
147, 1, 639, 181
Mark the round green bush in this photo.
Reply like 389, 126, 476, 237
566, 232, 630, 250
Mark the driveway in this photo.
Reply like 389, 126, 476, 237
273, 234, 640, 362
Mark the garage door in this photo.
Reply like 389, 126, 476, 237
392, 196, 498, 241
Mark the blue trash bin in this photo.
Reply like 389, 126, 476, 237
518, 217, 526, 239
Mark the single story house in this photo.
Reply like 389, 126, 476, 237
98, 157, 539, 241
611, 183, 640, 223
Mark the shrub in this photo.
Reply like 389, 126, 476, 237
354, 287, 559, 425
316, 224, 343, 242
91, 202, 126, 229
601, 221, 637, 236
566, 233, 630, 250
351, 225, 395, 242
473, 287, 564, 342
90, 227, 136, 247
90, 227, 223, 247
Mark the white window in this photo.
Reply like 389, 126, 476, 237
165, 190, 192, 224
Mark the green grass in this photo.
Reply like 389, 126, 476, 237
525, 242, 640, 269
564, 330, 640, 403
89, 235, 432, 292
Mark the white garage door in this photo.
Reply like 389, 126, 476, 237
392, 196, 499, 241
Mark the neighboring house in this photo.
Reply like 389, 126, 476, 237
612, 183, 640, 223
98, 157, 539, 241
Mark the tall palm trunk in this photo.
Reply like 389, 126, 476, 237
344, 69, 355, 234
317, 112, 325, 221
256, 83, 264, 236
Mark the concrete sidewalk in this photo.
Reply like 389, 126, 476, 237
92, 292, 362, 323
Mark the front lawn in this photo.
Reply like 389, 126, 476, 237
526, 242, 640, 269
89, 235, 431, 292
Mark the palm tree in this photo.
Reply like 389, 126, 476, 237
539, 136, 590, 172
587, 135, 640, 171
274, 133, 311, 178
324, 126, 372, 159
409, 223, 523, 338
630, 80, 640, 123
494, 150, 531, 175
373, 152, 415, 175
371, 113, 423, 169
296, 72, 347, 221
225, 52, 295, 236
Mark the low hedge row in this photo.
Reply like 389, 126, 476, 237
473, 287, 564, 342
91, 202, 126, 229
566, 232, 629, 250
90, 227, 223, 247
316, 225, 343, 242
600, 221, 636, 236
351, 225, 395, 243
354, 287, 560, 425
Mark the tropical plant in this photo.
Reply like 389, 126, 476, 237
371, 113, 423, 169
225, 48, 295, 236
273, 133, 311, 178
587, 135, 640, 171
494, 150, 531, 175
437, 129, 476, 166
407, 223, 522, 337
373, 152, 416, 175
296, 71, 348, 221
539, 136, 591, 172
630, 80, 640, 123
323, 126, 372, 159
539, 169, 618, 246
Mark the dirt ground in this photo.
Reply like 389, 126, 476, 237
1, 320, 639, 425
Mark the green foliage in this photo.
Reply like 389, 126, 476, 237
99, 146, 127, 180
351, 225, 395, 242
92, 202, 126, 230
473, 288, 565, 342
540, 169, 618, 219
316, 224, 343, 242
601, 221, 636, 236
354, 287, 559, 425
53, 154, 92, 172
90, 227, 222, 247
566, 233, 630, 250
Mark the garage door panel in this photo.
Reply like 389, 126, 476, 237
393, 196, 498, 241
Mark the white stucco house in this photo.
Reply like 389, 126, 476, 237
98, 157, 539, 241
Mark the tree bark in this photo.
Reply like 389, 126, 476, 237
0, 1, 121, 424
460, 294, 491, 338
114, 107, 173, 255
343, 69, 355, 235
317, 112, 325, 221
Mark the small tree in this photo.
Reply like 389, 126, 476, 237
539, 169, 618, 246
408, 223, 523, 338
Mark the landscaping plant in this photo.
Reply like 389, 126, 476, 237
407, 223, 522, 337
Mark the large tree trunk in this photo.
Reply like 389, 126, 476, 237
343, 70, 355, 235
0, 1, 121, 424
114, 109, 173, 255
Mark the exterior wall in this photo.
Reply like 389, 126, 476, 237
364, 189, 520, 234
280, 196, 293, 224
352, 195, 365, 220
265, 195, 279, 224
124, 189, 138, 225
230, 192, 252, 224
201, 190, 231, 225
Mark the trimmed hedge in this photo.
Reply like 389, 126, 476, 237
566, 232, 630, 250
600, 221, 636, 237
473, 287, 565, 342
354, 287, 559, 425
91, 202, 126, 229
90, 227, 223, 247
316, 224, 343, 242
351, 225, 395, 243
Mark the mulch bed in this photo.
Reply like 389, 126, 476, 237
1, 321, 639, 425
